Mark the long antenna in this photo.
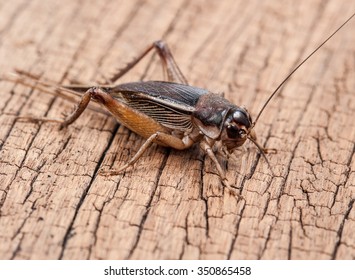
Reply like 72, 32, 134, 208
253, 12, 355, 126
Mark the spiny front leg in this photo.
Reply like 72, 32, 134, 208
200, 139, 243, 198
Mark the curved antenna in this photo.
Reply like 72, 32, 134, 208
252, 12, 355, 126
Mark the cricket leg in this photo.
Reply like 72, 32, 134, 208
4, 71, 110, 116
57, 88, 95, 128
153, 40, 188, 84
100, 131, 194, 176
16, 87, 104, 129
200, 140, 242, 198
109, 40, 188, 85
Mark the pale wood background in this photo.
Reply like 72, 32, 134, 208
0, 0, 354, 259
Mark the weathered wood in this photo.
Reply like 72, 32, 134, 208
0, 0, 354, 260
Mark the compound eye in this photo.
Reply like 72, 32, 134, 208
226, 124, 239, 139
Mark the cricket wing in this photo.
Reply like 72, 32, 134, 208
110, 81, 207, 131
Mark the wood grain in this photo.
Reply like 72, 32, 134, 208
0, 0, 354, 259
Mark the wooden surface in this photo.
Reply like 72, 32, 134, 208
0, 0, 354, 260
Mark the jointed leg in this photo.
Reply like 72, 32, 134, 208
100, 131, 193, 176
15, 86, 99, 129
200, 140, 242, 197
58, 88, 94, 128
99, 133, 159, 176
154, 40, 188, 84
109, 40, 188, 85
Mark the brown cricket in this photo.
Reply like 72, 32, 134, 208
6, 13, 354, 194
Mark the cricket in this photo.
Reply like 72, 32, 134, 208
5, 12, 354, 195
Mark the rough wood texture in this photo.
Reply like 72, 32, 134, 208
0, 0, 354, 260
